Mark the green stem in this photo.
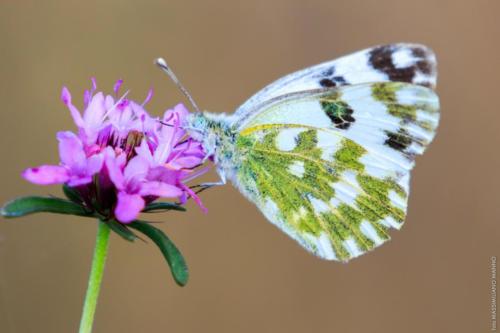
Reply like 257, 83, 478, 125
78, 221, 110, 333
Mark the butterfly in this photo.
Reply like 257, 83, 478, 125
160, 43, 439, 262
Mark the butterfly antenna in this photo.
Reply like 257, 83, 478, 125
155, 57, 201, 113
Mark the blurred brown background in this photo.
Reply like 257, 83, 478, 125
1, 1, 498, 332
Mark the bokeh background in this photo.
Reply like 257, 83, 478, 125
1, 1, 498, 332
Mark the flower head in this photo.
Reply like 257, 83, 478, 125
23, 79, 208, 223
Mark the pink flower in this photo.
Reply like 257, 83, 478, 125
23, 79, 208, 223
104, 149, 183, 223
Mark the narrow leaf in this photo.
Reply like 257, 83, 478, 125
143, 202, 186, 213
1, 196, 92, 218
104, 219, 137, 242
129, 221, 189, 286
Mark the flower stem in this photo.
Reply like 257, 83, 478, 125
79, 221, 110, 333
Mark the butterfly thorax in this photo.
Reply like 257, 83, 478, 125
185, 112, 242, 179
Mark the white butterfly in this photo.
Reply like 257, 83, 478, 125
158, 43, 439, 261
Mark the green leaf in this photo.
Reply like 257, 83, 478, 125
1, 196, 93, 218
129, 221, 189, 286
143, 202, 186, 213
62, 184, 83, 204
104, 219, 137, 242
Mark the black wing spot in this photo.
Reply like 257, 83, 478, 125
332, 76, 347, 84
321, 67, 335, 76
317, 65, 350, 88
319, 78, 336, 87
384, 128, 412, 151
411, 47, 427, 58
369, 45, 417, 84
321, 99, 355, 130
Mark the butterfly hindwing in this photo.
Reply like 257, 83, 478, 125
231, 82, 439, 261
235, 43, 437, 119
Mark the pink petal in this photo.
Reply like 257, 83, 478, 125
170, 156, 203, 169
67, 175, 93, 187
86, 153, 105, 175
113, 79, 124, 95
83, 90, 91, 107
153, 141, 173, 165
146, 166, 178, 183
104, 95, 115, 111
142, 88, 154, 106
90, 77, 97, 91
139, 181, 183, 198
104, 148, 125, 190
123, 156, 149, 182
115, 192, 144, 223
83, 92, 106, 129
174, 140, 205, 156
61, 87, 84, 128
57, 131, 87, 171
130, 101, 149, 122
179, 183, 207, 213
172, 103, 189, 119
135, 139, 154, 163
22, 165, 69, 185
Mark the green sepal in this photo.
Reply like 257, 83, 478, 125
62, 184, 83, 204
103, 219, 137, 242
143, 202, 186, 213
1, 196, 93, 218
129, 221, 189, 286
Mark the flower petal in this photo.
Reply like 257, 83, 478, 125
83, 92, 106, 129
135, 139, 154, 163
123, 156, 149, 182
179, 183, 207, 213
139, 181, 183, 198
90, 77, 97, 91
113, 79, 124, 95
57, 131, 86, 171
169, 156, 203, 169
115, 192, 144, 223
86, 153, 105, 175
61, 87, 84, 128
172, 103, 189, 119
142, 88, 153, 106
67, 175, 93, 187
22, 165, 69, 185
104, 148, 125, 190
104, 95, 115, 112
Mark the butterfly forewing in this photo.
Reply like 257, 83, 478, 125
232, 82, 439, 261
235, 43, 437, 119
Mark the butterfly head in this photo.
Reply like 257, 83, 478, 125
185, 112, 239, 171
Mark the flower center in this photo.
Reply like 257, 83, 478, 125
123, 130, 144, 159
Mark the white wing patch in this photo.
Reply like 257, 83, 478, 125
276, 128, 306, 151
289, 161, 305, 178
392, 47, 416, 68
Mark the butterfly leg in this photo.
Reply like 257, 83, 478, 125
200, 168, 227, 187
192, 168, 227, 194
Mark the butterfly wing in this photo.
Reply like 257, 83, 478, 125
235, 43, 436, 118
231, 82, 439, 261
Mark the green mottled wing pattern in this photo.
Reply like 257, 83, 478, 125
232, 82, 439, 261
